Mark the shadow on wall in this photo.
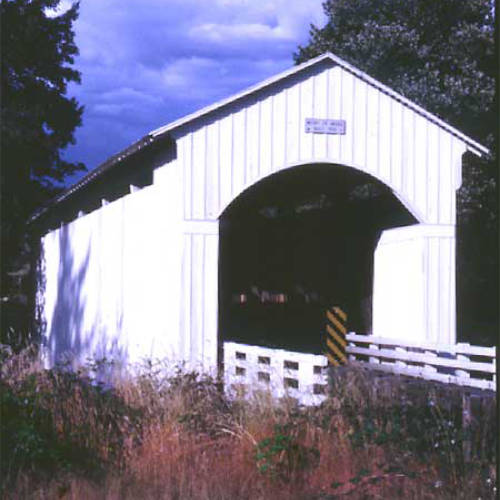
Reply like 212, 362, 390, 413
41, 224, 128, 380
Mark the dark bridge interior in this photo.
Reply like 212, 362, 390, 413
219, 164, 417, 354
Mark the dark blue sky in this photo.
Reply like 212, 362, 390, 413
53, 0, 326, 185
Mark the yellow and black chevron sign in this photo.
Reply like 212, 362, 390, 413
325, 306, 347, 366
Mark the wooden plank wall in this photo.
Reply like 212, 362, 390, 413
174, 64, 467, 224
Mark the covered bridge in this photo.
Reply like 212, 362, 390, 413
33, 52, 488, 371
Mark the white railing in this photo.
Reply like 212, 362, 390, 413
223, 342, 328, 405
346, 333, 496, 391
223, 336, 496, 404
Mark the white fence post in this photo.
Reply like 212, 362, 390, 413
369, 342, 380, 364
395, 346, 407, 369
423, 348, 438, 375
455, 342, 471, 383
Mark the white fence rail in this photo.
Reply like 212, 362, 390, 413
224, 336, 496, 404
223, 342, 328, 405
346, 333, 496, 391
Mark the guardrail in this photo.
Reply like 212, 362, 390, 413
223, 336, 496, 405
223, 342, 328, 405
346, 333, 496, 391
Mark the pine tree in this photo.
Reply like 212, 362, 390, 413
1, 0, 85, 344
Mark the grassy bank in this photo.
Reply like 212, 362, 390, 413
1, 345, 496, 499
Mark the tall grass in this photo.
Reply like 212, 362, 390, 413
1, 345, 496, 499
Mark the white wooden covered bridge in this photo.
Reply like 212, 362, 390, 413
34, 53, 494, 396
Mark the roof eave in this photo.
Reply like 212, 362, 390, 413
29, 133, 159, 224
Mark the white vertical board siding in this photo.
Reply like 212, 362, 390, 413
327, 67, 343, 160
286, 84, 300, 165
272, 89, 287, 172
299, 75, 314, 162
339, 69, 355, 166
203, 233, 219, 367
401, 106, 415, 210
191, 233, 204, 362
426, 123, 440, 223
372, 227, 426, 342
390, 101, 403, 193
99, 200, 125, 357
422, 230, 456, 344
259, 96, 273, 177
312, 71, 328, 159
169, 61, 467, 357
437, 131, 452, 224
180, 232, 192, 361
352, 78, 368, 169
182, 133, 193, 220
191, 128, 207, 219
218, 115, 233, 214
232, 108, 247, 199
39, 229, 60, 367
176, 63, 463, 225
247, 101, 260, 185
364, 83, 380, 179
373, 225, 456, 344
205, 122, 219, 219
39, 173, 188, 370
181, 221, 219, 370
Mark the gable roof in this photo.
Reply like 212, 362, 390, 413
151, 52, 488, 157
31, 52, 489, 222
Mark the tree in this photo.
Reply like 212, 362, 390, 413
295, 0, 497, 344
1, 0, 85, 344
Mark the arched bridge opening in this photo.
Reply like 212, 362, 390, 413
219, 163, 417, 355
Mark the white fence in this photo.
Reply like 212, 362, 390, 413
346, 333, 496, 391
223, 336, 496, 404
223, 342, 328, 405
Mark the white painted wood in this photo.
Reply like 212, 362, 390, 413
39, 56, 487, 380
192, 128, 207, 219
346, 333, 496, 357
347, 346, 495, 373
232, 108, 246, 198
377, 92, 391, 182
218, 115, 233, 214
247, 101, 260, 185
349, 361, 496, 391
259, 96, 273, 178
390, 100, 403, 193
373, 224, 456, 344
182, 133, 193, 220
173, 60, 471, 230
224, 341, 496, 405
312, 71, 328, 159
286, 83, 300, 165
224, 341, 328, 405
205, 122, 219, 219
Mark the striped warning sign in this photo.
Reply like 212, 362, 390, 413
325, 306, 347, 366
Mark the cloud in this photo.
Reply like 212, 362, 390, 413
63, 0, 326, 177
189, 22, 288, 43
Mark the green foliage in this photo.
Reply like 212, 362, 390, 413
132, 363, 231, 436
295, 0, 495, 144
254, 423, 319, 482
0, 352, 142, 484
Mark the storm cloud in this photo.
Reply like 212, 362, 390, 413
62, 0, 326, 179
